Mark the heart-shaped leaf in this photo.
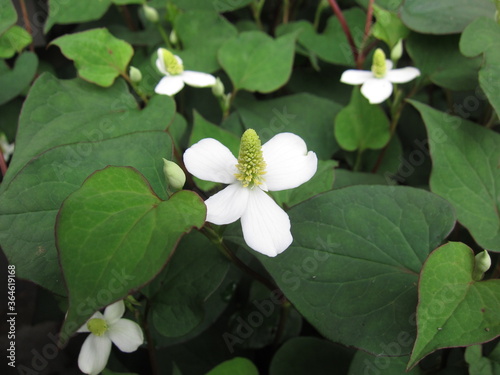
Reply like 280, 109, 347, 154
0, 25, 32, 58
252, 185, 456, 355
408, 242, 500, 369
52, 28, 134, 87
411, 100, 500, 252
460, 17, 500, 119
0, 51, 38, 105
57, 166, 206, 339
218, 31, 296, 93
0, 0, 17, 35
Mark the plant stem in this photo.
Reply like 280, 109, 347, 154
19, 0, 34, 52
0, 152, 7, 176
142, 300, 159, 375
353, 148, 364, 171
251, 0, 266, 30
121, 72, 149, 105
202, 225, 279, 293
283, 0, 291, 24
328, 0, 358, 63
356, 0, 375, 68
118, 5, 138, 31
157, 23, 173, 49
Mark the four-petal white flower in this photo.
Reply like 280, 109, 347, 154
77, 300, 144, 375
155, 48, 216, 96
183, 129, 318, 257
340, 48, 420, 104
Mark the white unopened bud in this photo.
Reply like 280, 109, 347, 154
169, 30, 178, 46
212, 77, 225, 97
472, 250, 491, 281
143, 4, 159, 23
129, 66, 142, 83
163, 158, 186, 191
391, 39, 403, 62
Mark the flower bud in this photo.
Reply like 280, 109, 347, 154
212, 77, 225, 97
163, 158, 186, 191
390, 39, 403, 62
472, 250, 491, 281
143, 4, 159, 23
169, 30, 178, 46
129, 66, 142, 83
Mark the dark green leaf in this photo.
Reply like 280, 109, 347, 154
44, 0, 112, 32
258, 185, 455, 355
0, 51, 37, 105
410, 101, 500, 251
206, 357, 258, 375
349, 351, 423, 375
0, 0, 17, 35
400, 0, 495, 34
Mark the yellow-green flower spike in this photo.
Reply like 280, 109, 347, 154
371, 48, 387, 78
87, 318, 108, 336
235, 129, 267, 188
159, 48, 183, 75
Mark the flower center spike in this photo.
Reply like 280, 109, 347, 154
159, 48, 183, 75
87, 318, 108, 337
371, 48, 387, 78
235, 129, 267, 188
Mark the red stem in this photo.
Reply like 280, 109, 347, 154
356, 0, 375, 68
19, 0, 34, 52
328, 0, 358, 62
0, 152, 7, 177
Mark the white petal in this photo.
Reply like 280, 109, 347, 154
205, 183, 249, 225
360, 78, 393, 104
385, 59, 394, 71
262, 133, 318, 191
108, 319, 144, 353
181, 71, 217, 87
386, 66, 421, 83
78, 335, 112, 375
340, 69, 374, 85
104, 300, 125, 325
240, 188, 292, 257
154, 75, 185, 96
183, 138, 238, 184
78, 312, 103, 333
155, 50, 168, 75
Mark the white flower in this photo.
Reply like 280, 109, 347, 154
77, 300, 144, 375
340, 48, 420, 104
154, 48, 216, 96
183, 129, 318, 257
0, 134, 14, 162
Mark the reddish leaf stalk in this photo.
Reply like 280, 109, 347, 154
327, 0, 358, 62
19, 0, 34, 52
0, 152, 7, 176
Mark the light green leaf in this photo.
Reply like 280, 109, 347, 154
255, 185, 456, 355
410, 101, 500, 252
276, 9, 366, 66
465, 344, 500, 375
0, 25, 32, 58
171, 0, 253, 12
52, 28, 134, 87
45, 0, 112, 32
406, 33, 481, 91
460, 17, 500, 119
271, 160, 338, 208
0, 51, 37, 105
400, 0, 495, 34
148, 231, 229, 338
174, 10, 237, 73
206, 357, 258, 375
407, 242, 500, 369
234, 93, 342, 160
57, 166, 206, 342
218, 31, 296, 93
372, 5, 409, 49
270, 337, 353, 375
334, 88, 390, 152
0, 0, 17, 35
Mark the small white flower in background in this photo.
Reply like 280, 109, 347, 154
155, 48, 216, 96
340, 48, 420, 104
0, 134, 14, 161
184, 129, 318, 257
77, 300, 143, 375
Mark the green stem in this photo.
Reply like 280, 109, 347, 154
121, 72, 149, 105
141, 299, 159, 375
313, 0, 325, 30
485, 111, 498, 129
202, 225, 279, 293
272, 299, 292, 346
353, 148, 364, 171
157, 23, 173, 49
251, 0, 266, 30
283, 0, 291, 24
